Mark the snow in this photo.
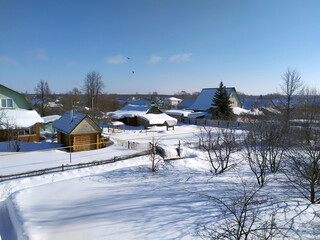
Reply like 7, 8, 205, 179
0, 123, 319, 239
42, 115, 60, 124
109, 104, 152, 119
139, 113, 177, 125
0, 140, 138, 176
47, 102, 62, 108
0, 109, 44, 129
166, 97, 182, 101
109, 121, 124, 126
232, 107, 262, 115
263, 107, 281, 114
110, 105, 177, 125
165, 109, 193, 117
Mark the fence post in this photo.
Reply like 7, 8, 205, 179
128, 141, 130, 149
62, 164, 64, 171
178, 140, 181, 157
69, 148, 72, 163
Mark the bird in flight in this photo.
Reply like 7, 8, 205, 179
132, 71, 135, 74
127, 57, 131, 60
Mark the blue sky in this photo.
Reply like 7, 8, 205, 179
0, 0, 319, 95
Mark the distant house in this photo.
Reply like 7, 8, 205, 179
165, 109, 193, 122
40, 115, 61, 133
118, 96, 134, 105
163, 97, 182, 108
53, 111, 104, 152
242, 99, 276, 111
187, 87, 242, 112
127, 98, 159, 107
0, 84, 43, 142
177, 98, 196, 109
109, 104, 177, 129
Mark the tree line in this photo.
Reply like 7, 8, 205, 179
32, 71, 120, 121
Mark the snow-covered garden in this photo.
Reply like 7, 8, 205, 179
0, 123, 319, 239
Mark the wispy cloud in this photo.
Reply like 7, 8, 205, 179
0, 56, 19, 66
106, 55, 127, 64
26, 48, 49, 60
169, 53, 192, 63
148, 54, 162, 64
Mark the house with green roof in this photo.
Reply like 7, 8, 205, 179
0, 84, 44, 142
0, 84, 32, 110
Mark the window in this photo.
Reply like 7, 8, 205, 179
1, 98, 14, 108
18, 129, 29, 136
1, 99, 6, 108
30, 126, 36, 135
7, 99, 13, 108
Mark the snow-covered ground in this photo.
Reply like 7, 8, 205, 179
0, 123, 319, 240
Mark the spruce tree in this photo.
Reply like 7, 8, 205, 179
211, 82, 233, 120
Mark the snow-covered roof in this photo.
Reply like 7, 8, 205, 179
0, 109, 44, 129
109, 104, 176, 126
187, 88, 235, 111
232, 107, 262, 116
165, 109, 193, 117
47, 102, 63, 108
139, 113, 177, 125
261, 107, 281, 115
164, 97, 182, 102
53, 111, 101, 134
110, 104, 152, 119
42, 115, 61, 124
109, 121, 124, 126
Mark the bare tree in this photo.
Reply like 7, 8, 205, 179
34, 79, 51, 116
0, 111, 20, 152
284, 121, 320, 204
280, 68, 303, 123
82, 71, 104, 110
61, 87, 83, 111
243, 121, 269, 186
149, 138, 164, 172
198, 180, 284, 240
299, 86, 320, 122
174, 90, 191, 99
199, 127, 237, 174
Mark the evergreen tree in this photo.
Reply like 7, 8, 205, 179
211, 82, 233, 120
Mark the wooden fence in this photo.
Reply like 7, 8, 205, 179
0, 150, 150, 182
182, 118, 249, 128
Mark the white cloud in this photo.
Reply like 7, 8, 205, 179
0, 56, 19, 66
148, 54, 162, 64
169, 53, 192, 63
106, 55, 127, 64
26, 48, 49, 60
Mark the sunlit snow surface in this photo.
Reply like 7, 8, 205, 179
0, 124, 319, 240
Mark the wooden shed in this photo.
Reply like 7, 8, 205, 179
53, 111, 104, 152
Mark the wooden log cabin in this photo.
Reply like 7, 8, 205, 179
53, 111, 104, 152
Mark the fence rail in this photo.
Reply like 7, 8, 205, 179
0, 124, 248, 181
0, 150, 150, 182
182, 118, 249, 128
